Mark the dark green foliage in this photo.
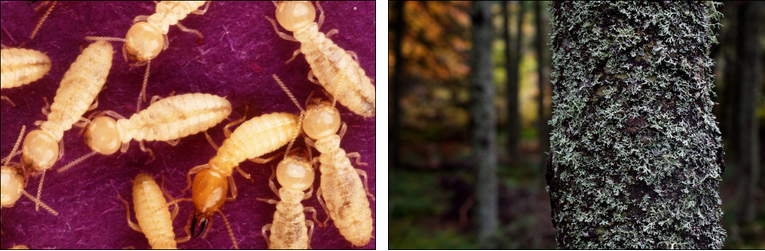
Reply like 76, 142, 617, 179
547, 1, 726, 248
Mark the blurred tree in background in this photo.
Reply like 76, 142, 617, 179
389, 1, 764, 249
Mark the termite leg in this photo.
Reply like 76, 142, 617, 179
307, 70, 319, 85
261, 224, 272, 247
176, 22, 204, 40
183, 164, 209, 194
316, 1, 325, 30
306, 220, 315, 248
132, 15, 149, 23
316, 188, 331, 226
191, 1, 210, 15
234, 165, 253, 183
325, 28, 338, 39
166, 139, 180, 147
355, 168, 375, 201
117, 194, 143, 232
223, 107, 247, 138
264, 16, 298, 42
305, 207, 321, 228
41, 97, 51, 116
347, 152, 367, 166
302, 185, 314, 200
228, 175, 238, 199
346, 50, 360, 64
337, 123, 348, 141
284, 49, 301, 65
160, 176, 179, 220
138, 141, 156, 164
267, 165, 278, 196
204, 131, 219, 150
249, 151, 283, 164
1, 96, 16, 107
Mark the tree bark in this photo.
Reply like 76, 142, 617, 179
470, 1, 498, 243
505, 1, 522, 164
734, 1, 762, 225
546, 2, 726, 248
391, 1, 405, 169
536, 1, 551, 170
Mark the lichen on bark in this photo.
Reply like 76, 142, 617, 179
546, 1, 726, 249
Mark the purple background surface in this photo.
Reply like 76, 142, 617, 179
1, 1, 375, 249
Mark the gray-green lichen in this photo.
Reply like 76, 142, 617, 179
546, 1, 725, 249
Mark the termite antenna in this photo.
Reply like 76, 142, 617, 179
84, 36, 127, 43
21, 190, 59, 215
30, 1, 56, 39
56, 150, 99, 173
216, 210, 239, 249
272, 74, 305, 159
3, 126, 25, 166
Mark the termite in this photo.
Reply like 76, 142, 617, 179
266, 1, 376, 118
117, 173, 190, 249
20, 40, 113, 211
57, 93, 232, 173
85, 1, 210, 111
183, 109, 300, 241
273, 74, 374, 246
1, 126, 59, 217
256, 147, 320, 249
1, 47, 52, 106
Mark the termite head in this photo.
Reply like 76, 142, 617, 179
277, 152, 315, 192
275, 1, 316, 32
190, 168, 228, 238
1, 166, 25, 207
21, 130, 58, 171
84, 116, 121, 155
125, 22, 164, 62
303, 98, 341, 140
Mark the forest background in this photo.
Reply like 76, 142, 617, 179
388, 1, 764, 249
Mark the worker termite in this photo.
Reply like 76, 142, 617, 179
85, 1, 210, 111
57, 93, 232, 173
1, 47, 52, 106
1, 126, 59, 217
20, 40, 113, 210
266, 1, 376, 118
177, 102, 300, 245
273, 74, 374, 246
257, 148, 320, 249
117, 173, 190, 249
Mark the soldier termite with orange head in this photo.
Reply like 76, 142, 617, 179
183, 108, 301, 243
56, 93, 232, 173
266, 1, 376, 118
1, 47, 52, 106
20, 40, 113, 211
257, 147, 320, 249
85, 1, 210, 111
1, 126, 59, 217
273, 74, 374, 246
117, 173, 191, 249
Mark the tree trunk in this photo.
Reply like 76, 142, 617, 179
505, 1, 522, 164
536, 1, 551, 171
734, 1, 762, 225
546, 2, 726, 248
470, 1, 498, 243
391, 1, 405, 169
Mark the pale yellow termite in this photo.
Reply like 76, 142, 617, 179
85, 1, 209, 111
20, 40, 113, 210
257, 148, 320, 249
183, 110, 300, 242
117, 173, 190, 249
266, 1, 376, 118
273, 74, 374, 246
1, 47, 52, 106
57, 93, 232, 173
1, 126, 59, 218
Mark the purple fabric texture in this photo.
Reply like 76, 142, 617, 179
1, 1, 375, 249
